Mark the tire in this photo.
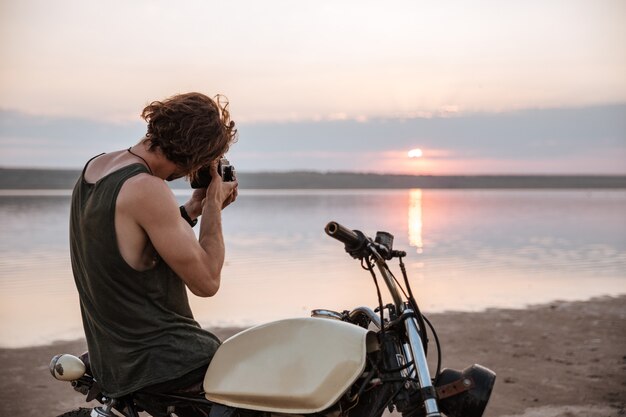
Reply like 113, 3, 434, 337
56, 408, 92, 417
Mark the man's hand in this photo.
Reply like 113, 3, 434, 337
183, 188, 207, 220
205, 160, 238, 211
184, 160, 238, 218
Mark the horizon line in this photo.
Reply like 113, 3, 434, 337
2, 166, 625, 177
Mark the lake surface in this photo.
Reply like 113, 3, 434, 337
1, 189, 625, 347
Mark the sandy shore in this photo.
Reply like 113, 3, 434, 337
1, 296, 624, 417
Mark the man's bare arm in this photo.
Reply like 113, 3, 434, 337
119, 174, 236, 297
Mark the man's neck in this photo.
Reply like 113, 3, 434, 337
129, 140, 178, 181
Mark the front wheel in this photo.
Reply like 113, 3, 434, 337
56, 408, 92, 417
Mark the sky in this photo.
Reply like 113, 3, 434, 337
1, 0, 625, 174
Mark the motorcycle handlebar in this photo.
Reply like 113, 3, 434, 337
324, 221, 365, 248
324, 221, 440, 415
326, 220, 404, 308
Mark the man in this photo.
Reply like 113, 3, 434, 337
69, 92, 238, 407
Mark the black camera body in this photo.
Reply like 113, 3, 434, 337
190, 158, 236, 189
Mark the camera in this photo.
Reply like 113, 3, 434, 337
190, 158, 236, 189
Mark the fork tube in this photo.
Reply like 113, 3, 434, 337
402, 342, 417, 378
404, 313, 441, 417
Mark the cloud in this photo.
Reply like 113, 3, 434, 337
0, 109, 145, 167
233, 104, 626, 166
1, 104, 625, 173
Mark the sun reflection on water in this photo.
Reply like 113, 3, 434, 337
408, 189, 423, 253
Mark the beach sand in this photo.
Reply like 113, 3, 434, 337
1, 296, 624, 417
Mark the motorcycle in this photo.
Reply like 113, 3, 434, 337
50, 221, 496, 417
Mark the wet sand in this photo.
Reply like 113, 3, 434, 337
1, 296, 624, 417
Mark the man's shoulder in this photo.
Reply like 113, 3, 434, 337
118, 174, 174, 207
124, 172, 169, 189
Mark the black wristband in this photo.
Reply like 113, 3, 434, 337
179, 205, 198, 227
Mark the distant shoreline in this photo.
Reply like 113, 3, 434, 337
1, 167, 626, 189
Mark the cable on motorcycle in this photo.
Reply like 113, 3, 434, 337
364, 256, 386, 338
384, 263, 430, 355
348, 358, 379, 402
397, 258, 432, 354
379, 360, 415, 374
393, 257, 443, 381
422, 314, 442, 382
360, 257, 369, 271
371, 383, 406, 417
398, 256, 443, 381
398, 256, 425, 332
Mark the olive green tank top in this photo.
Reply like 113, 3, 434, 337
69, 160, 220, 397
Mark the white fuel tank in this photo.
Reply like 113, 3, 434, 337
203, 317, 375, 413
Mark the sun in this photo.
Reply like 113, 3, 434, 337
408, 148, 423, 158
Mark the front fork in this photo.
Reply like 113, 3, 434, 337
370, 248, 441, 417
378, 311, 440, 417
403, 311, 440, 417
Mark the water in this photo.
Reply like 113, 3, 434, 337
0, 189, 624, 348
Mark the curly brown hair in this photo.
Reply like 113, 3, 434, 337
141, 92, 237, 179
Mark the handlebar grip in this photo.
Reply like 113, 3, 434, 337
325, 221, 363, 248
